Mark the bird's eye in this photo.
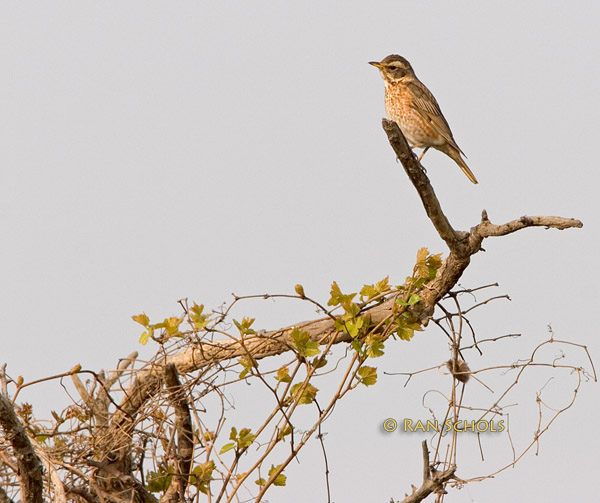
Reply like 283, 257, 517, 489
389, 66, 397, 70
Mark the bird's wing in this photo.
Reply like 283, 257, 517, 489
407, 80, 465, 155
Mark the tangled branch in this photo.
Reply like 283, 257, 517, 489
0, 120, 586, 503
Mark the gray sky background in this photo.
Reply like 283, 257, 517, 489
1, 2, 598, 502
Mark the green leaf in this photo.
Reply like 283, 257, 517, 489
396, 325, 415, 341
237, 428, 256, 448
190, 461, 215, 493
146, 468, 173, 493
427, 253, 443, 277
274, 474, 287, 486
415, 247, 430, 279
132, 313, 149, 327
268, 465, 287, 486
290, 327, 320, 357
407, 294, 422, 306
328, 281, 356, 307
357, 366, 378, 386
348, 317, 364, 337
351, 338, 363, 354
277, 425, 292, 441
239, 356, 257, 372
361, 276, 391, 301
289, 383, 318, 404
365, 334, 385, 358
139, 327, 154, 345
413, 248, 443, 282
163, 317, 183, 335
375, 276, 390, 293
359, 284, 378, 300
275, 366, 292, 383
255, 477, 267, 486
234, 317, 256, 336
311, 356, 327, 369
219, 442, 235, 454
190, 303, 204, 317
190, 303, 211, 330
335, 315, 365, 338
344, 302, 361, 317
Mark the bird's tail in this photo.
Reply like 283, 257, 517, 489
445, 146, 478, 184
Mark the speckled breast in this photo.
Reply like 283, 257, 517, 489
384, 83, 443, 148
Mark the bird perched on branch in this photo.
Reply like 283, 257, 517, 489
369, 55, 478, 184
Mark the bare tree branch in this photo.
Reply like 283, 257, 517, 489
64, 485, 101, 503
395, 441, 456, 503
162, 364, 194, 503
96, 119, 583, 485
0, 394, 44, 503
85, 459, 158, 503
0, 486, 16, 503
31, 440, 67, 503
381, 119, 464, 250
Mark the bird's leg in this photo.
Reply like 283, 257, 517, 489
417, 146, 430, 162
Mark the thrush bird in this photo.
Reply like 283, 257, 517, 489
370, 55, 478, 184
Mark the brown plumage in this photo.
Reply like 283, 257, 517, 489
369, 55, 478, 184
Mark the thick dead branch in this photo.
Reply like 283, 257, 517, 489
162, 364, 194, 503
471, 210, 582, 241
380, 118, 582, 257
0, 486, 15, 503
0, 394, 44, 503
64, 485, 101, 503
398, 441, 455, 503
381, 119, 464, 250
31, 441, 66, 503
380, 118, 582, 312
98, 119, 582, 470
85, 459, 158, 503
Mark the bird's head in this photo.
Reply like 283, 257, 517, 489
369, 55, 414, 82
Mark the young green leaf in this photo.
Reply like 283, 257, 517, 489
233, 317, 257, 336
146, 468, 173, 493
268, 465, 287, 486
190, 302, 211, 330
277, 425, 293, 441
139, 327, 154, 345
290, 327, 320, 357
289, 383, 318, 405
328, 281, 356, 307
238, 356, 257, 379
311, 356, 327, 369
237, 428, 256, 448
365, 334, 385, 358
163, 317, 183, 336
219, 442, 235, 454
407, 294, 422, 306
132, 313, 150, 327
275, 366, 292, 383
190, 461, 215, 494
357, 366, 378, 386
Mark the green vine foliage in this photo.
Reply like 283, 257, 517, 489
126, 248, 442, 498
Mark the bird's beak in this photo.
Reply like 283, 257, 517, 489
369, 61, 383, 69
